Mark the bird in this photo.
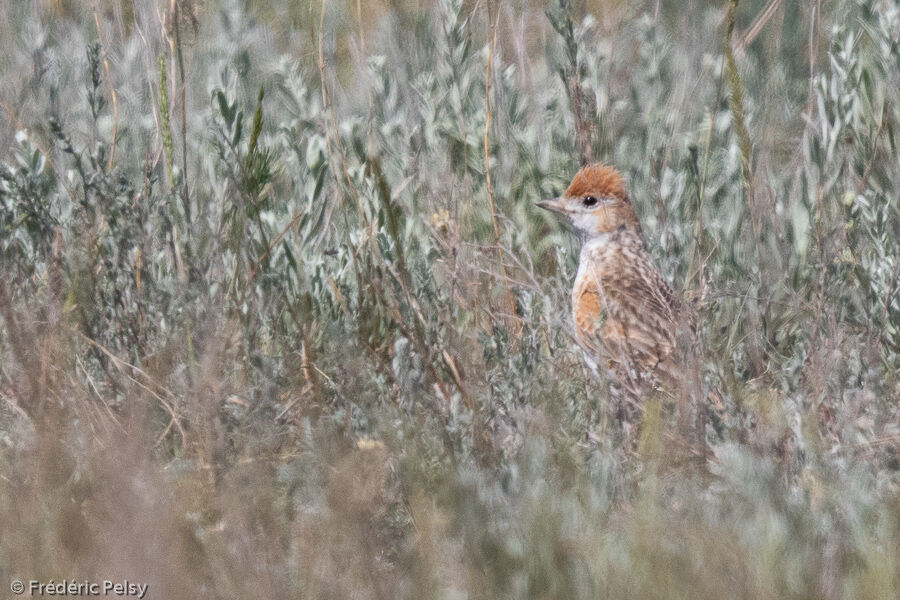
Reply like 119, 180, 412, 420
537, 164, 694, 431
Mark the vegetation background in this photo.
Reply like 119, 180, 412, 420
1, 0, 898, 597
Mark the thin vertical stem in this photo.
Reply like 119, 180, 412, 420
172, 0, 191, 242
92, 5, 119, 170
483, 0, 519, 340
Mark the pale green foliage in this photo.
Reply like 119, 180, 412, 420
0, 0, 898, 598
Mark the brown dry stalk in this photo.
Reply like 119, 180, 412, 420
316, 0, 364, 219
553, 0, 594, 166
357, 0, 375, 134
250, 208, 306, 279
442, 349, 472, 412
0, 282, 37, 415
483, 0, 520, 342
735, 0, 784, 58
161, 0, 192, 241
80, 333, 186, 450
173, 0, 191, 234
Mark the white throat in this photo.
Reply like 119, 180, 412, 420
580, 231, 614, 254
570, 211, 602, 235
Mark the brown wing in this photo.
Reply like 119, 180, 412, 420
575, 248, 682, 394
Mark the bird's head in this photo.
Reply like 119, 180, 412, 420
537, 164, 640, 238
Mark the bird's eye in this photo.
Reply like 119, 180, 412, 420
583, 196, 598, 207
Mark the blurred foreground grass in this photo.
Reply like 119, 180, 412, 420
0, 0, 898, 598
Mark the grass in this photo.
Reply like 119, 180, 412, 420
0, 0, 898, 598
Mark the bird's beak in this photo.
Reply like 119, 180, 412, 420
536, 197, 567, 215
